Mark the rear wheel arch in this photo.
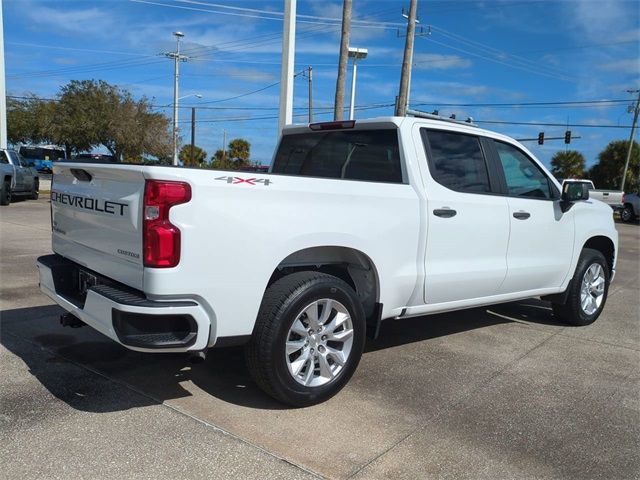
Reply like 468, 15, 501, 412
266, 246, 380, 324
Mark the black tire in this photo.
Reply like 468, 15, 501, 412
245, 271, 366, 407
31, 179, 39, 200
552, 248, 609, 326
0, 181, 11, 206
621, 204, 635, 223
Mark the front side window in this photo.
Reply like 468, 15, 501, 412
494, 141, 553, 199
421, 129, 491, 193
271, 129, 403, 183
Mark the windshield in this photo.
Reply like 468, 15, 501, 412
19, 147, 66, 161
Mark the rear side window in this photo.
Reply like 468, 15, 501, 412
0, 151, 8, 164
421, 129, 491, 193
271, 129, 403, 183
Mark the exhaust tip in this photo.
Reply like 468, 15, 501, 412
189, 351, 207, 364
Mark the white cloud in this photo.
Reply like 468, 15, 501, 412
615, 28, 640, 43
23, 3, 114, 36
599, 58, 640, 74
413, 53, 472, 70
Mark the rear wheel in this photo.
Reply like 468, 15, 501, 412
30, 179, 39, 200
245, 271, 365, 407
552, 248, 609, 326
621, 204, 635, 223
0, 181, 11, 206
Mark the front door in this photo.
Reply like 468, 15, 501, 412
490, 140, 574, 293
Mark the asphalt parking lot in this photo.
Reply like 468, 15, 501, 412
1, 196, 639, 479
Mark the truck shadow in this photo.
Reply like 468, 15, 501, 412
1, 299, 563, 412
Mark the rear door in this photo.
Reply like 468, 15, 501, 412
51, 164, 146, 290
419, 128, 510, 304
489, 140, 574, 293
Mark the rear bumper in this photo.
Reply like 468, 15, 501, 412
37, 254, 212, 353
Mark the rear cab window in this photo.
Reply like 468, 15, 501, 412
420, 128, 492, 193
271, 128, 404, 183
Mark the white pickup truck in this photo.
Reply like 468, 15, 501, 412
37, 115, 618, 406
560, 179, 624, 211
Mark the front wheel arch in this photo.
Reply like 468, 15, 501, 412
582, 236, 615, 276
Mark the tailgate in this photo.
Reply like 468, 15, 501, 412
51, 164, 146, 290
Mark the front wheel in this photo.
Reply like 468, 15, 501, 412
31, 179, 39, 200
552, 248, 609, 326
245, 271, 366, 407
621, 205, 635, 223
0, 181, 11, 206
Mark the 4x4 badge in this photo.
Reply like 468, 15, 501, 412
215, 176, 271, 186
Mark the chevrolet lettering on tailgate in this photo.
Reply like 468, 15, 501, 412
51, 191, 128, 216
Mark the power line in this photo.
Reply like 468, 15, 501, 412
419, 36, 578, 83
411, 99, 630, 108
129, 0, 402, 30
475, 120, 632, 129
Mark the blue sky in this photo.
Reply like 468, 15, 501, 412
4, 0, 640, 168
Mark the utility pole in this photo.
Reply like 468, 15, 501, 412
307, 66, 313, 123
278, 0, 296, 137
164, 31, 188, 166
0, 0, 7, 149
222, 129, 227, 161
621, 89, 640, 192
396, 0, 418, 117
334, 0, 352, 120
190, 107, 195, 166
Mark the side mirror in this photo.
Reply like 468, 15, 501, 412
561, 181, 590, 211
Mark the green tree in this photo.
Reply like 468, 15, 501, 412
7, 96, 57, 146
7, 80, 172, 161
228, 138, 250, 164
588, 140, 639, 192
210, 149, 236, 170
178, 144, 208, 166
550, 150, 586, 180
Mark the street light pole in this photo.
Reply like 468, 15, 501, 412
164, 32, 188, 166
278, 0, 296, 137
349, 60, 358, 120
621, 89, 640, 192
0, 0, 7, 149
348, 48, 368, 121
190, 107, 195, 166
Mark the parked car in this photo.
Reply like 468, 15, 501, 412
621, 192, 639, 222
38, 115, 618, 406
19, 145, 66, 173
559, 179, 623, 211
0, 148, 39, 206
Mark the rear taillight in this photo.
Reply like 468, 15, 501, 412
143, 180, 191, 268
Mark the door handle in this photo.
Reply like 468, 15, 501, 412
433, 208, 457, 218
513, 211, 531, 220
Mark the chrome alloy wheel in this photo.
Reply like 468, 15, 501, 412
580, 263, 606, 315
285, 299, 354, 387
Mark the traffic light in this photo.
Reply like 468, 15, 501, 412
564, 130, 571, 144
537, 132, 544, 145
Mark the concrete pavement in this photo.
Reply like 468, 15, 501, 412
1, 196, 639, 479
